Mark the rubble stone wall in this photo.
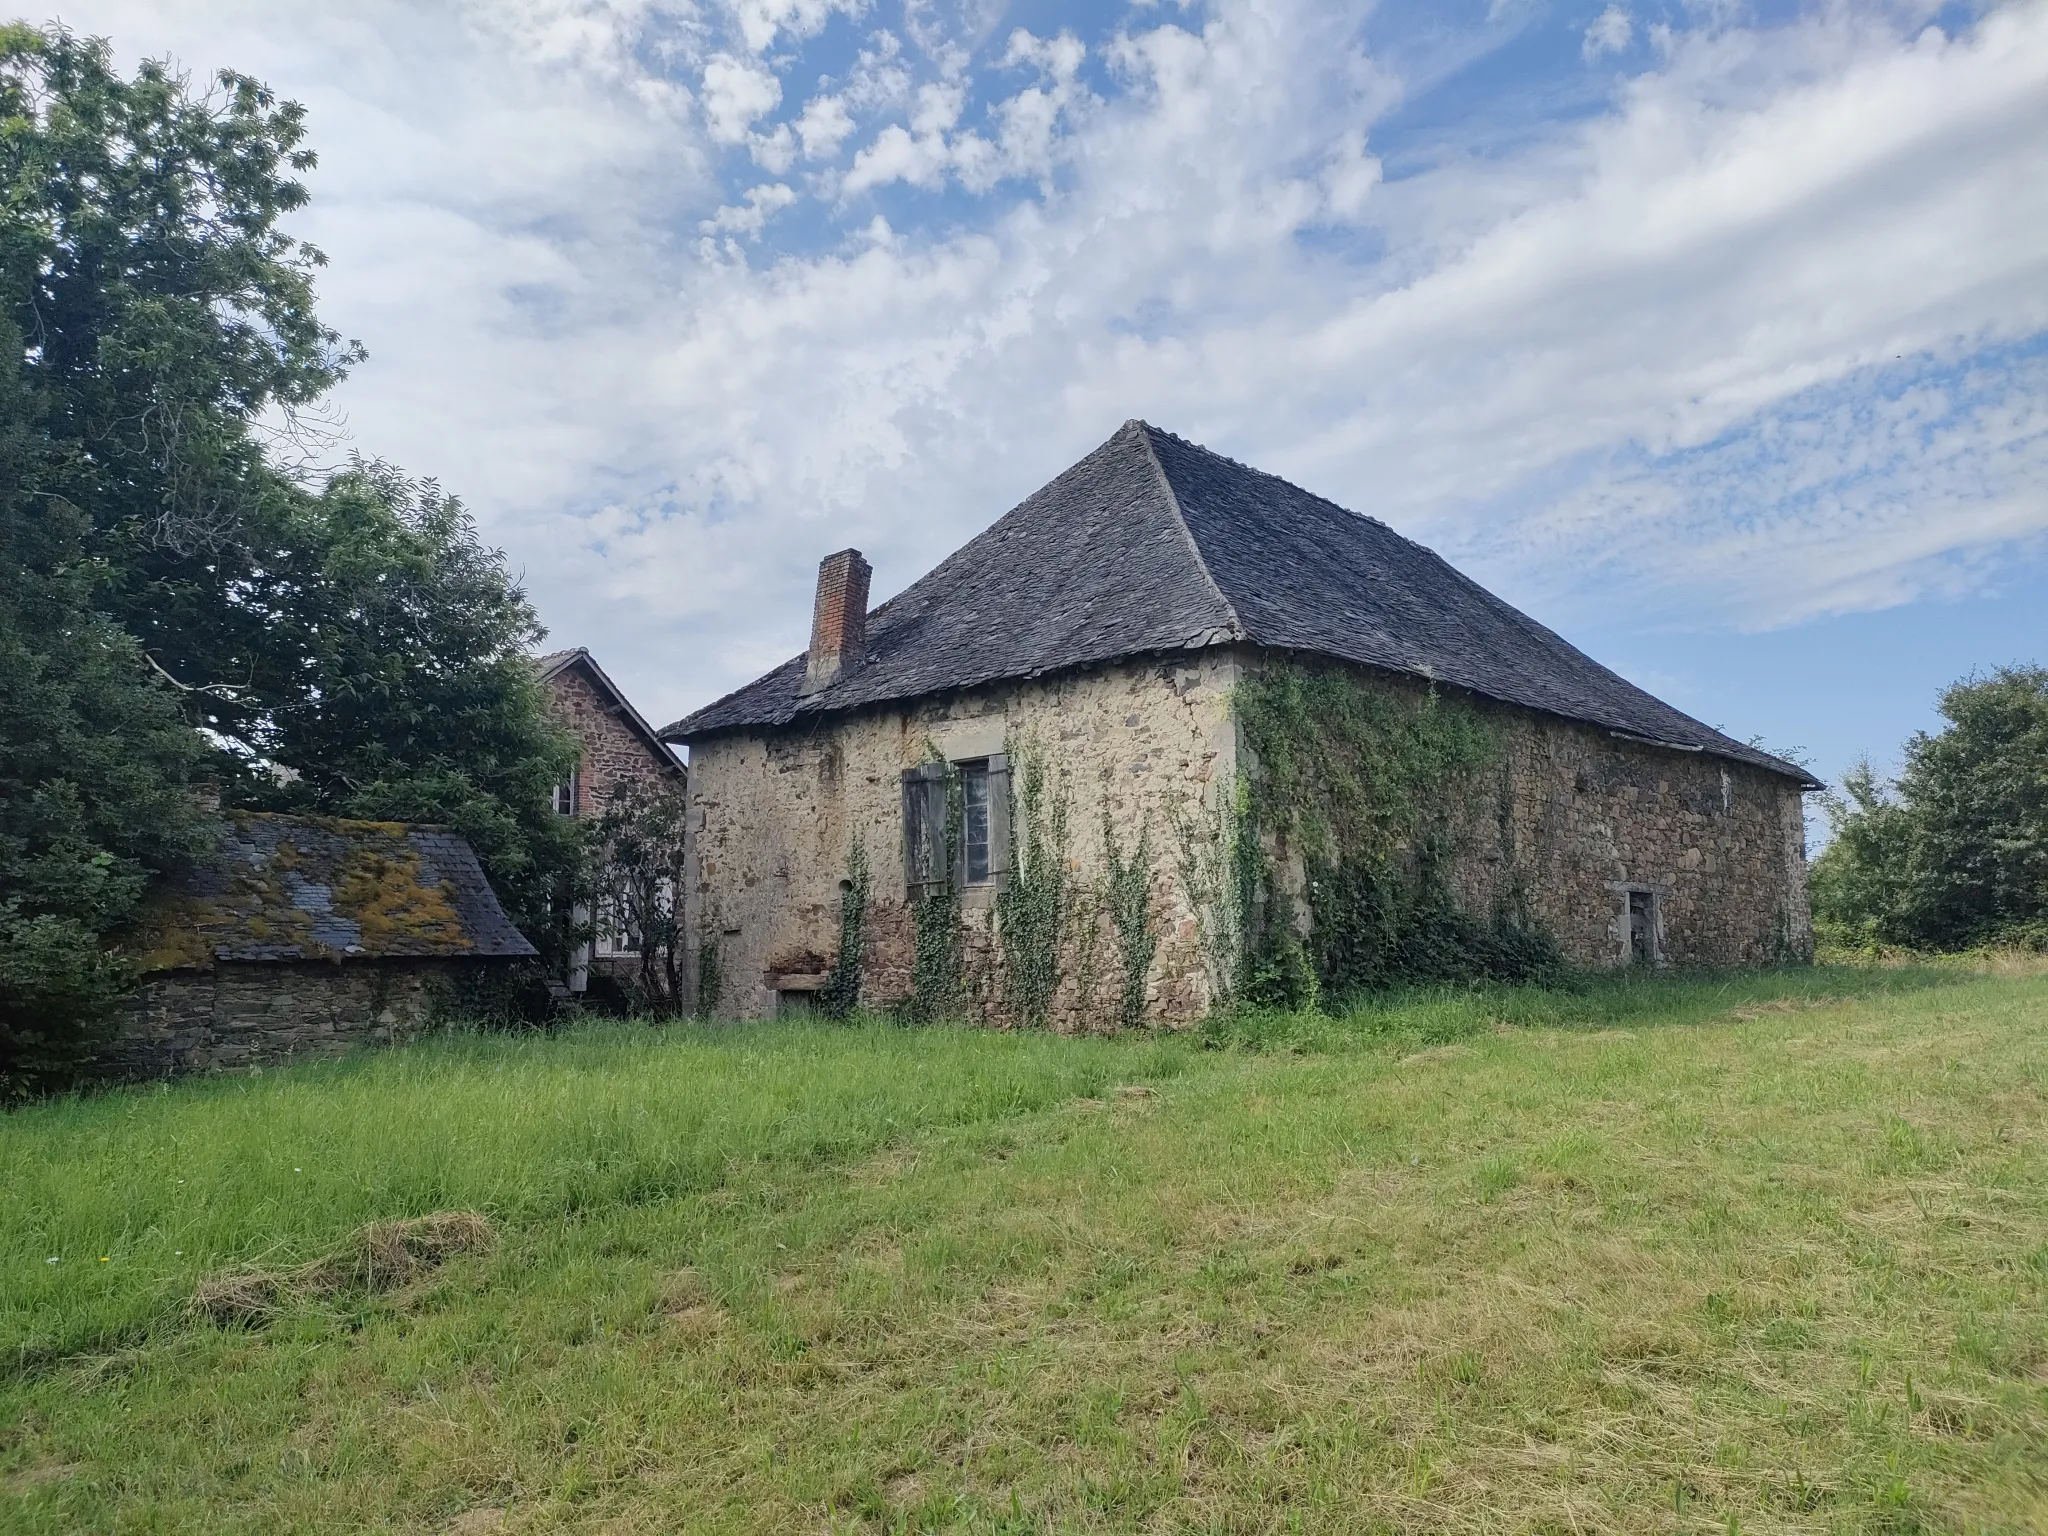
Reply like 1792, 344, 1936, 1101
544, 663, 678, 816
684, 648, 1812, 1029
1293, 669, 1813, 969
684, 653, 1242, 1028
103, 960, 470, 1078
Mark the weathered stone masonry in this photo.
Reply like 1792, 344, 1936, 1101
684, 649, 1811, 1028
544, 662, 675, 813
104, 960, 474, 1079
686, 652, 1240, 1027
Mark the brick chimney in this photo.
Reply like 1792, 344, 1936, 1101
800, 548, 871, 696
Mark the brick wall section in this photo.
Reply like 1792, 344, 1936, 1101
102, 959, 474, 1078
803, 550, 872, 694
683, 648, 1810, 1028
543, 662, 678, 817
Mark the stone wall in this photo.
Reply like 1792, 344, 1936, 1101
684, 647, 1811, 1029
101, 959, 470, 1079
1259, 666, 1812, 970
685, 652, 1241, 1027
544, 662, 679, 817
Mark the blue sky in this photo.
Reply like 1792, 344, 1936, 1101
57, 0, 2048, 814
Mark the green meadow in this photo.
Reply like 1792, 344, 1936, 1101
2, 964, 2045, 1533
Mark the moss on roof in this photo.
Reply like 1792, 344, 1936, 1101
124, 813, 535, 974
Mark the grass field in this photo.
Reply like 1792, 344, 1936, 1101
2, 964, 2045, 1533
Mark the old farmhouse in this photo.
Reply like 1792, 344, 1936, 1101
663, 421, 1818, 1027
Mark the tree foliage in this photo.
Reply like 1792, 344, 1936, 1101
589, 777, 690, 1012
1813, 667, 2048, 951
0, 28, 576, 1085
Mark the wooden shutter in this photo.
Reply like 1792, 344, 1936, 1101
901, 763, 948, 899
985, 753, 1012, 888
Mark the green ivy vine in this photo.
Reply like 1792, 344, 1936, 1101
1100, 811, 1157, 1031
819, 834, 870, 1019
693, 935, 722, 1021
1233, 663, 1559, 1005
905, 761, 963, 1024
993, 733, 1069, 1028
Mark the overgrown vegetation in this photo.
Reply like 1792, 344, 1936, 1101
693, 936, 722, 1021
1814, 665, 2048, 952
1101, 812, 1158, 1031
906, 766, 963, 1024
818, 836, 869, 1020
1231, 664, 1559, 1009
993, 736, 1069, 1029
3, 963, 2044, 1530
0, 28, 577, 1088
588, 777, 691, 1011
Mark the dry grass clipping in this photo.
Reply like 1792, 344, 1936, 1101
190, 1211, 495, 1326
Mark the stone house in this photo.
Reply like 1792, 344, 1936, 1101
110, 812, 535, 1077
536, 647, 684, 982
661, 421, 1817, 1026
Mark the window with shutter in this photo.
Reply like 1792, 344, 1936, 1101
900, 763, 949, 899
961, 761, 991, 884
985, 752, 1012, 887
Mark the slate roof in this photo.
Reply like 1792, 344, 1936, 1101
130, 813, 536, 973
535, 647, 684, 774
664, 421, 1815, 785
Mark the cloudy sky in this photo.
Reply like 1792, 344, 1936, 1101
52, 0, 2048, 795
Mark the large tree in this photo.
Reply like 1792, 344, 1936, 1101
0, 27, 576, 1085
1813, 666, 2048, 951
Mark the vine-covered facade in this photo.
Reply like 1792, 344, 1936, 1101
665, 422, 1815, 1026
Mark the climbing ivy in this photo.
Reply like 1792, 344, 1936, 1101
905, 763, 963, 1023
1170, 776, 1249, 1011
819, 834, 870, 1019
1101, 812, 1157, 1032
693, 936, 721, 1021
1233, 664, 1559, 1003
994, 733, 1070, 1029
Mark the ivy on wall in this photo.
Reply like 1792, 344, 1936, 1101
819, 834, 869, 1019
1100, 812, 1157, 1031
1233, 663, 1559, 1005
993, 734, 1069, 1029
904, 758, 964, 1024
694, 936, 721, 1021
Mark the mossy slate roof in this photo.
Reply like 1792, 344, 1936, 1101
132, 813, 537, 973
663, 420, 1815, 785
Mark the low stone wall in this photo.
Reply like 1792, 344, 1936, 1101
102, 959, 471, 1079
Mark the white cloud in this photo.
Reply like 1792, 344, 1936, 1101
700, 181, 798, 236
700, 53, 780, 142
43, 0, 2048, 734
728, 0, 865, 55
1584, 5, 1633, 62
794, 91, 857, 157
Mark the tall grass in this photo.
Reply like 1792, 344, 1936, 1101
0, 1019, 1190, 1368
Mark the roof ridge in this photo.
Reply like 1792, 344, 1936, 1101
1131, 421, 1246, 645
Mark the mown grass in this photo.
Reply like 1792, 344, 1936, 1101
3, 964, 2046, 1532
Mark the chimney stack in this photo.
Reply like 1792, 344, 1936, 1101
800, 548, 871, 696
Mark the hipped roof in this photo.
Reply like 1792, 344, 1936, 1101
663, 420, 1815, 786
130, 813, 537, 973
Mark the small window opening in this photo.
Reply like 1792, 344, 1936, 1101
551, 764, 581, 817
961, 760, 992, 885
1627, 889, 1658, 967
